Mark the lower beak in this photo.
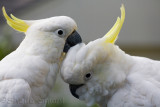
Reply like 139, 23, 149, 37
69, 84, 84, 99
63, 30, 82, 53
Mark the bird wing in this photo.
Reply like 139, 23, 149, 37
0, 52, 49, 107
108, 57, 160, 107
108, 76, 160, 107
0, 79, 31, 107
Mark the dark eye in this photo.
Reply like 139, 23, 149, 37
84, 72, 92, 80
58, 30, 63, 35
56, 29, 65, 37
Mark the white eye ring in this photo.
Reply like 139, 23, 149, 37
84, 72, 92, 81
55, 29, 65, 37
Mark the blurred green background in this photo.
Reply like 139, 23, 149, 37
0, 0, 160, 107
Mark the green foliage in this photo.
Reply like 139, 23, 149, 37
46, 101, 99, 107
0, 33, 15, 60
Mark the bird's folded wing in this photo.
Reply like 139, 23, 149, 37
0, 79, 31, 107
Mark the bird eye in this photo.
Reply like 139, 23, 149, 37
56, 29, 65, 37
84, 72, 92, 81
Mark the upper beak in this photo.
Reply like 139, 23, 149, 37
63, 30, 82, 53
69, 84, 84, 99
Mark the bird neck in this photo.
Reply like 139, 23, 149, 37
97, 44, 134, 93
107, 44, 134, 74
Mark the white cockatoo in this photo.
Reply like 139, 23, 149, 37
0, 7, 82, 107
61, 5, 160, 107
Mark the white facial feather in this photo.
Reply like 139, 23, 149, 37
16, 16, 78, 63
27, 16, 77, 36
61, 39, 110, 84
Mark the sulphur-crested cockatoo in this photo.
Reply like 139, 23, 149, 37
61, 5, 160, 107
0, 7, 82, 107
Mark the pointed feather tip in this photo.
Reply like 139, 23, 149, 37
2, 6, 9, 18
2, 6, 5, 11
2, 6, 10, 21
121, 4, 124, 9
120, 4, 125, 16
102, 4, 125, 44
10, 14, 23, 22
2, 6, 6, 16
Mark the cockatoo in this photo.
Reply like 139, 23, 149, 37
61, 4, 160, 107
0, 7, 82, 107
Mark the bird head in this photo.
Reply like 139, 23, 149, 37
60, 4, 125, 106
2, 7, 82, 55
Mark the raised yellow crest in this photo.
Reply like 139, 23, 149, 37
2, 7, 30, 32
103, 4, 125, 44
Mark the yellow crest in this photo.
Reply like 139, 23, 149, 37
103, 4, 125, 44
2, 7, 29, 32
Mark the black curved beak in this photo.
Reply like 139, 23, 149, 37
63, 30, 82, 53
69, 84, 84, 99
